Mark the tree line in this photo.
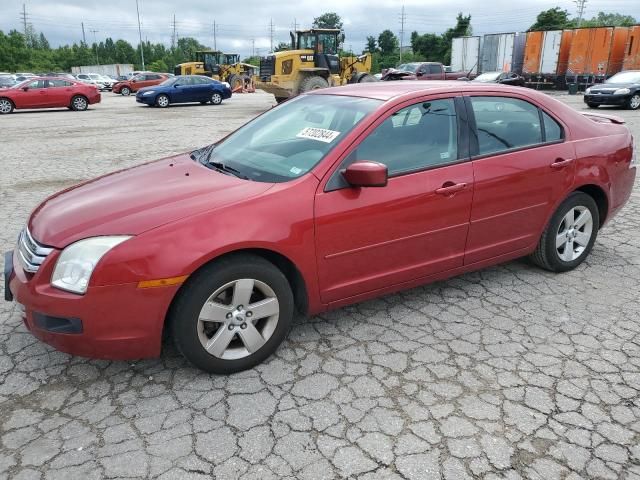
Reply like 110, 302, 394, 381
0, 9, 635, 74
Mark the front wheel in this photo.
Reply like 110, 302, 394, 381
530, 192, 599, 272
0, 98, 14, 114
210, 92, 223, 105
120, 86, 131, 96
169, 254, 294, 374
70, 95, 88, 111
155, 94, 170, 108
628, 94, 640, 110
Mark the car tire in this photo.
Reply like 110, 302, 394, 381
70, 95, 88, 111
120, 86, 131, 96
0, 98, 14, 114
586, 102, 599, 108
169, 254, 294, 374
530, 192, 599, 273
210, 92, 223, 105
155, 94, 170, 108
627, 94, 640, 110
357, 73, 377, 83
298, 75, 329, 93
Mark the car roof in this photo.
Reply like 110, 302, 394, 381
309, 80, 530, 101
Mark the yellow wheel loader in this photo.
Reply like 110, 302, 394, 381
175, 51, 256, 90
257, 29, 375, 102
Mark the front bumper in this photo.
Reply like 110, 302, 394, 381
5, 249, 179, 360
584, 93, 629, 106
136, 94, 155, 105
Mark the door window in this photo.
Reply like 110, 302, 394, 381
542, 111, 563, 142
26, 80, 46, 89
49, 79, 72, 87
470, 97, 542, 155
350, 98, 459, 176
428, 64, 442, 74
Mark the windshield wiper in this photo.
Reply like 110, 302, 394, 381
207, 160, 250, 180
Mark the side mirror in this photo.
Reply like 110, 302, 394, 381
22, 86, 29, 91
416, 71, 423, 77
343, 161, 388, 188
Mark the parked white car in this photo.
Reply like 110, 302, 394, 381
75, 73, 112, 91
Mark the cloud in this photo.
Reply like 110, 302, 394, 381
3, 0, 637, 57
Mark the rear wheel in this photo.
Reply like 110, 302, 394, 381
70, 95, 88, 111
586, 102, 599, 108
357, 73, 377, 83
627, 94, 640, 110
530, 192, 599, 272
210, 92, 223, 105
156, 94, 170, 108
298, 75, 329, 93
0, 98, 14, 114
120, 86, 131, 96
169, 254, 294, 374
228, 74, 242, 91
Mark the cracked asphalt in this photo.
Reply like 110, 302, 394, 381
1, 91, 639, 480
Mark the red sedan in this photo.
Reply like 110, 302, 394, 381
5, 82, 636, 373
0, 77, 100, 114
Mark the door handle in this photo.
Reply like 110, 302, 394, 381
436, 182, 467, 195
550, 158, 574, 168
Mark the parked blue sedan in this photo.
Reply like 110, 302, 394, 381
136, 75, 232, 108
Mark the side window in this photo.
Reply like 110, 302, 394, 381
49, 80, 71, 87
542, 111, 563, 142
417, 65, 428, 74
27, 80, 45, 88
352, 98, 459, 175
470, 97, 542, 155
428, 64, 441, 74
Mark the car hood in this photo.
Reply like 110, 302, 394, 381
592, 82, 639, 90
29, 153, 275, 248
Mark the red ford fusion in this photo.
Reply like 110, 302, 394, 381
0, 77, 101, 114
4, 82, 636, 373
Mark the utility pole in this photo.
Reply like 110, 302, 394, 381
20, 4, 29, 47
90, 29, 99, 64
575, 0, 588, 27
399, 5, 406, 63
269, 19, 275, 53
212, 20, 217, 51
293, 18, 299, 31
135, 0, 145, 70
171, 14, 176, 50
251, 38, 255, 58
81, 22, 86, 45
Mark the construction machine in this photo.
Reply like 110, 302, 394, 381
257, 28, 375, 102
175, 51, 256, 90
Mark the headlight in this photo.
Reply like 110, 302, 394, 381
222, 82, 230, 89
614, 88, 630, 95
143, 90, 155, 96
585, 87, 592, 94
51, 236, 131, 294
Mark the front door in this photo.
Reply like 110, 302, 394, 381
464, 94, 576, 264
13, 79, 49, 108
315, 96, 474, 304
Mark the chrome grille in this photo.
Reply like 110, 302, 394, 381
17, 228, 53, 273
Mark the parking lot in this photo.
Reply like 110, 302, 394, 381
0, 91, 639, 479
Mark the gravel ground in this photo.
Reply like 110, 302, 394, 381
0, 91, 639, 480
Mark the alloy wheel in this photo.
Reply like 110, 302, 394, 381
0, 99, 12, 114
197, 278, 279, 360
121, 87, 131, 96
73, 97, 88, 111
555, 206, 593, 262
211, 93, 222, 105
630, 94, 640, 110
157, 95, 169, 107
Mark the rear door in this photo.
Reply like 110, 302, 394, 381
464, 94, 575, 264
315, 95, 474, 303
46, 79, 74, 107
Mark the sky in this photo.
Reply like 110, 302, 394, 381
2, 0, 637, 58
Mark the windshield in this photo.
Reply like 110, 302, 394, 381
397, 63, 419, 73
474, 72, 502, 82
89, 74, 101, 80
192, 94, 381, 182
159, 77, 178, 86
606, 71, 640, 84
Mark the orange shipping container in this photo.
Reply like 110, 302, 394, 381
523, 30, 573, 77
566, 26, 629, 80
623, 25, 640, 70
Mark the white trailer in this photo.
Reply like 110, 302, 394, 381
451, 36, 481, 75
481, 33, 526, 74
71, 64, 134, 77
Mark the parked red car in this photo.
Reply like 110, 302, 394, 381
5, 82, 636, 373
112, 72, 169, 96
0, 77, 100, 114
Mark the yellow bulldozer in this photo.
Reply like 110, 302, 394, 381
257, 28, 375, 102
175, 51, 257, 90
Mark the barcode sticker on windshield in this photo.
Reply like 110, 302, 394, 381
296, 127, 341, 143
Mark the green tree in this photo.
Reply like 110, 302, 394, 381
365, 36, 377, 53
377, 30, 398, 56
148, 59, 168, 72
411, 31, 443, 62
581, 11, 637, 27
529, 7, 572, 31
312, 12, 343, 30
274, 41, 291, 52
